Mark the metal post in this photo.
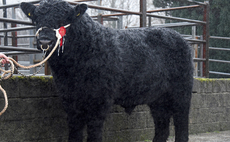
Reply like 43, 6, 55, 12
3, 0, 8, 70
117, 16, 123, 29
192, 26, 198, 76
97, 0, 101, 14
202, 1, 210, 78
97, 0, 103, 25
148, 16, 151, 27
29, 29, 35, 74
140, 0, 146, 27
97, 14, 103, 25
11, 7, 18, 74
200, 35, 203, 77
45, 62, 51, 75
11, 8, 17, 47
3, 0, 7, 46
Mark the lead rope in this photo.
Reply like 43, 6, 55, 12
0, 24, 71, 116
0, 60, 14, 116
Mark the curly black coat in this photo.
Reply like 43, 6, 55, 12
21, 0, 194, 142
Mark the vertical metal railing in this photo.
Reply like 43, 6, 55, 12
2, 0, 7, 46
140, 0, 146, 27
202, 1, 210, 78
3, 0, 8, 70
11, 7, 18, 74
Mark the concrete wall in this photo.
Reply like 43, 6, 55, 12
0, 77, 230, 142
190, 78, 230, 134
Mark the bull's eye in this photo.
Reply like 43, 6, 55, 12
54, 25, 58, 29
59, 23, 64, 28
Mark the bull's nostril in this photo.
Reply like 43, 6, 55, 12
39, 40, 52, 45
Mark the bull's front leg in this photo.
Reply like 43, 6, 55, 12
87, 117, 105, 142
86, 99, 112, 142
67, 111, 87, 142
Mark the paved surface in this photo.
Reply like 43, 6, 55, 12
166, 131, 230, 142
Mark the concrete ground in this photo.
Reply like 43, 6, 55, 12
167, 131, 230, 142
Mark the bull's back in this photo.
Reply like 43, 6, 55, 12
115, 27, 193, 105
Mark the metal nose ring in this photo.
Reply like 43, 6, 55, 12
40, 45, 49, 51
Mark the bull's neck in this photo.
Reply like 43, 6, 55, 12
72, 13, 108, 39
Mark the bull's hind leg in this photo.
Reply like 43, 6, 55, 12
172, 92, 191, 142
148, 100, 172, 142
173, 109, 189, 142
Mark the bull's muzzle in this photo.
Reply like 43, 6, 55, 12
39, 40, 52, 51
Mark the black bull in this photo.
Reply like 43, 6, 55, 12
21, 1, 193, 142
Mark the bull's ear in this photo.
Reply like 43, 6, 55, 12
73, 4, 87, 20
20, 2, 36, 21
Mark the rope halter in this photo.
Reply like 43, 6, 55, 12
35, 24, 71, 55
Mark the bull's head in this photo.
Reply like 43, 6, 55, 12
20, 0, 87, 53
